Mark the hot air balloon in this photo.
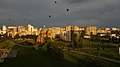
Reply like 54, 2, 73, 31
66, 9, 69, 12
49, 15, 52, 18
55, 1, 57, 4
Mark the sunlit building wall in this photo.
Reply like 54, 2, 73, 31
7, 26, 17, 38
2, 25, 7, 34
18, 26, 27, 36
85, 26, 97, 36
65, 25, 72, 41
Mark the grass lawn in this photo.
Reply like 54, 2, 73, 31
0, 45, 76, 67
1, 43, 120, 67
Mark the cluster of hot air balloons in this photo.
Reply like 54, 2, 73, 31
54, 0, 69, 11
48, 0, 69, 18
8, 0, 70, 22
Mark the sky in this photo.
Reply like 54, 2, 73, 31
0, 0, 120, 28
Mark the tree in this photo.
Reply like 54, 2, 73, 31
111, 30, 120, 43
90, 32, 94, 41
71, 30, 79, 48
78, 37, 84, 48
14, 34, 20, 39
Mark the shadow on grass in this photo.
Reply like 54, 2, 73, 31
0, 45, 77, 67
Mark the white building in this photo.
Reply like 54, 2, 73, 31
0, 25, 7, 35
27, 24, 34, 35
2, 25, 7, 31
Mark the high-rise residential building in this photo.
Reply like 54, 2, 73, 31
2, 25, 7, 34
18, 26, 27, 36
85, 26, 97, 36
36, 28, 48, 45
7, 26, 17, 38
60, 28, 66, 40
2, 25, 7, 31
18, 26, 24, 33
61, 30, 67, 41
51, 27, 61, 38
28, 24, 32, 32
27, 24, 34, 35
71, 26, 81, 41
79, 27, 84, 31
32, 28, 39, 35
72, 25, 79, 31
65, 25, 72, 41
47, 28, 52, 38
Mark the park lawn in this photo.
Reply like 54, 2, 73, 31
0, 46, 76, 67
68, 51, 120, 67
1, 43, 120, 67
79, 47, 120, 61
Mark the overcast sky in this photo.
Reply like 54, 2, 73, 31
0, 0, 120, 28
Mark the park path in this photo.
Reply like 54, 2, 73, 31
15, 43, 32, 48
71, 50, 120, 63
